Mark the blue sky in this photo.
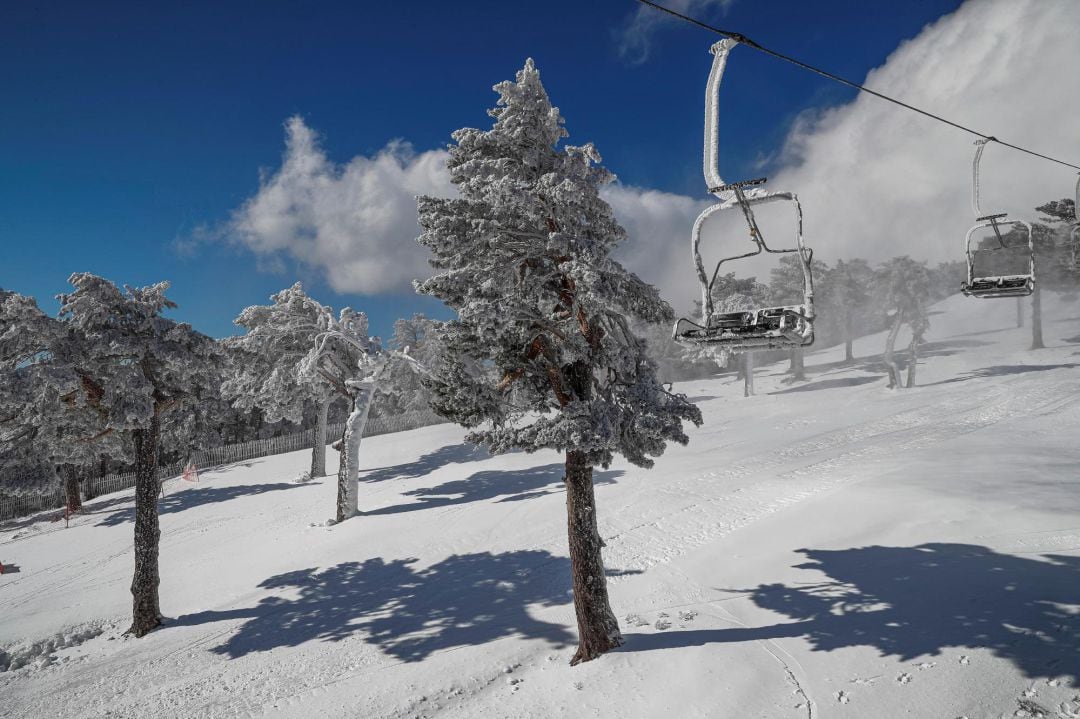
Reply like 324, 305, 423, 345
0, 0, 1015, 340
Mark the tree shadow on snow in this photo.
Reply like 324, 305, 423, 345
172, 550, 575, 661
366, 463, 622, 516
362, 442, 491, 484
95, 482, 317, 527
922, 363, 1080, 387
769, 376, 881, 395
915, 339, 992, 360
806, 339, 990, 381
623, 543, 1080, 681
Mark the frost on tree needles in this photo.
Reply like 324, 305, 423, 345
414, 58, 702, 665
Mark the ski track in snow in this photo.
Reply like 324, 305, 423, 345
602, 376, 1080, 572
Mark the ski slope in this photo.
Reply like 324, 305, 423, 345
3, 293, 1080, 719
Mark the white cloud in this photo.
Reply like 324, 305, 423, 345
225, 116, 451, 295
603, 184, 712, 311
607, 0, 1080, 316
615, 0, 735, 65
770, 0, 1080, 268
221, 0, 1079, 316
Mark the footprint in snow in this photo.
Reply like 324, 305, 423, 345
654, 618, 672, 630
914, 661, 936, 670
959, 655, 970, 665
678, 610, 698, 623
897, 673, 912, 685
624, 614, 649, 628
834, 690, 850, 704
1057, 698, 1080, 719
1015, 697, 1050, 717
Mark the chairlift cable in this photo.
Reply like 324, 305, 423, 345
636, 0, 1080, 172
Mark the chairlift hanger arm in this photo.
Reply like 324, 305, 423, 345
703, 38, 737, 193
972, 137, 996, 220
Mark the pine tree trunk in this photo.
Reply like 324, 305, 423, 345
129, 414, 162, 637
310, 397, 330, 478
336, 396, 356, 523
1031, 283, 1044, 349
565, 449, 622, 665
844, 313, 855, 362
1017, 296, 1025, 328
63, 466, 82, 513
791, 347, 806, 382
334, 376, 381, 523
85, 459, 101, 501
560, 360, 621, 665
745, 353, 755, 396
905, 333, 920, 388
883, 310, 904, 389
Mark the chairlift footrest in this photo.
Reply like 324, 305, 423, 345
961, 275, 1034, 298
976, 213, 1008, 222
709, 177, 767, 194
673, 306, 814, 349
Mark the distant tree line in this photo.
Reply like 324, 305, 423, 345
637, 191, 1079, 392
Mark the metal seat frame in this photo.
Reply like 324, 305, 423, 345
962, 138, 1035, 299
673, 39, 815, 351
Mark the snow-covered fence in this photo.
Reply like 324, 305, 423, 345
0, 409, 445, 522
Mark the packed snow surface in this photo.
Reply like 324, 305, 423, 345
3, 293, 1080, 718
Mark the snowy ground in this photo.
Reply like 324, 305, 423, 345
3, 293, 1080, 719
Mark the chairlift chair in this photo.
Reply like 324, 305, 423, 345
961, 139, 1035, 298
672, 39, 815, 350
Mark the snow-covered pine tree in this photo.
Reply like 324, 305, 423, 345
158, 346, 230, 467
0, 289, 129, 511
57, 273, 220, 636
415, 59, 702, 665
390, 313, 439, 360
874, 257, 931, 389
821, 259, 874, 362
1040, 194, 1078, 279
298, 307, 384, 523
376, 313, 443, 419
0, 290, 79, 498
629, 318, 715, 384
770, 255, 826, 381
708, 273, 770, 397
1029, 196, 1078, 350
222, 283, 337, 478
